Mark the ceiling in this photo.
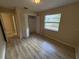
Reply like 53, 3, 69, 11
0, 0, 79, 12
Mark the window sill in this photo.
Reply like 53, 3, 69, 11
44, 29, 59, 32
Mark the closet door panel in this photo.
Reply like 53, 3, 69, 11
1, 13, 17, 38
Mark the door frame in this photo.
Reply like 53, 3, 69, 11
0, 15, 7, 42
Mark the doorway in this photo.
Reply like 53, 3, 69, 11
0, 18, 6, 42
0, 18, 6, 59
28, 16, 37, 34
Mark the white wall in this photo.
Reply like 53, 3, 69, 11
24, 9, 36, 16
15, 8, 36, 38
24, 14, 29, 37
15, 8, 23, 39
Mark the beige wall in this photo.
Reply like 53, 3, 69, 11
37, 2, 79, 47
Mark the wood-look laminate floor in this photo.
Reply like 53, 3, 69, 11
6, 35, 75, 59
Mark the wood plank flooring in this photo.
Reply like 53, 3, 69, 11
6, 35, 75, 59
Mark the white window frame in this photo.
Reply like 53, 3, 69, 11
44, 13, 61, 32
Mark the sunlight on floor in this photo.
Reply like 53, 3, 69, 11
41, 42, 55, 53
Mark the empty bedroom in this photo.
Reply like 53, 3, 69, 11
0, 0, 79, 59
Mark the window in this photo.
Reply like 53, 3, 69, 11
44, 13, 61, 32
